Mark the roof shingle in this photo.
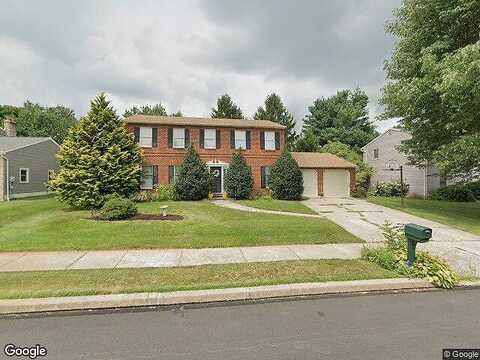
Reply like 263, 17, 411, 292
0, 137, 52, 153
292, 152, 356, 169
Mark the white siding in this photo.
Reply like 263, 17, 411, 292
301, 169, 318, 197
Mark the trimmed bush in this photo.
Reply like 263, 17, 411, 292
430, 183, 476, 202
156, 184, 176, 201
362, 222, 458, 288
224, 151, 254, 199
269, 150, 304, 200
174, 146, 212, 200
371, 181, 409, 197
100, 196, 138, 221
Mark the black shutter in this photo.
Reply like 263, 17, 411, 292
260, 131, 265, 150
185, 128, 190, 147
216, 129, 221, 149
152, 128, 158, 147
199, 129, 205, 149
275, 131, 280, 150
168, 128, 173, 148
246, 130, 251, 149
261, 167, 266, 188
168, 165, 175, 184
230, 130, 235, 149
153, 165, 158, 186
133, 127, 140, 143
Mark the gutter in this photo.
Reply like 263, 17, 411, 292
0, 153, 9, 201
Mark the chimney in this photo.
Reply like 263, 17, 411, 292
3, 117, 16, 137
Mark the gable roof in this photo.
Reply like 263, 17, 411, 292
0, 137, 57, 153
360, 127, 407, 152
292, 152, 356, 169
124, 115, 286, 130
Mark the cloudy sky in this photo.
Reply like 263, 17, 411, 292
0, 0, 401, 132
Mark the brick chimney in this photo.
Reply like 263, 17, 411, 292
3, 117, 16, 137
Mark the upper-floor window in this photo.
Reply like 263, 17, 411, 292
173, 128, 185, 148
139, 127, 153, 148
235, 130, 246, 149
19, 168, 30, 184
264, 131, 275, 150
373, 148, 379, 159
204, 129, 217, 149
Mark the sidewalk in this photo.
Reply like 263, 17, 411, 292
0, 244, 364, 272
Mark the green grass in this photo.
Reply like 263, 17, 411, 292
0, 260, 399, 299
368, 196, 480, 235
0, 198, 361, 252
237, 198, 317, 215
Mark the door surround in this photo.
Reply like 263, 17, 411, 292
206, 161, 229, 193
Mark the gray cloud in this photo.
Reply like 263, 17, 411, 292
0, 0, 400, 131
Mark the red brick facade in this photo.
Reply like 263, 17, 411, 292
127, 124, 286, 190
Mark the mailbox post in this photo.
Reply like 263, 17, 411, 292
404, 223, 432, 267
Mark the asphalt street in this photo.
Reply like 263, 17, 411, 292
1, 289, 479, 360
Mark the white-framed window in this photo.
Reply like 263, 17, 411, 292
264, 131, 275, 150
141, 166, 154, 190
19, 168, 30, 184
173, 128, 185, 148
139, 127, 153, 148
373, 148, 379, 159
264, 166, 271, 188
235, 130, 246, 149
204, 129, 217, 149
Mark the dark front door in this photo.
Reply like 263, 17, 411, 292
210, 166, 222, 193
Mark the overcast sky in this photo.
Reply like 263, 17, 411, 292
0, 0, 401, 132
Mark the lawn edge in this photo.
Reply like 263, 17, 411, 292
0, 278, 437, 315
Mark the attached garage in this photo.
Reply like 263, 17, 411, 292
292, 152, 356, 198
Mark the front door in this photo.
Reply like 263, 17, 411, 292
210, 166, 222, 193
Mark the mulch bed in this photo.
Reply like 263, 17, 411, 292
91, 214, 183, 221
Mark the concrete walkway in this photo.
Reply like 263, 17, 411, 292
0, 244, 364, 272
212, 200, 323, 218
303, 197, 480, 276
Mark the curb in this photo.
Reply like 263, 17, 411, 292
0, 278, 437, 315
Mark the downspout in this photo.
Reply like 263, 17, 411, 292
0, 154, 9, 201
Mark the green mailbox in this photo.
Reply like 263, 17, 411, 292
404, 223, 432, 266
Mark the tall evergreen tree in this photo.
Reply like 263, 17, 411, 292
302, 89, 377, 152
123, 104, 167, 117
269, 151, 303, 200
50, 93, 143, 209
174, 145, 212, 200
292, 130, 319, 152
224, 151, 254, 199
254, 93, 296, 145
211, 94, 243, 119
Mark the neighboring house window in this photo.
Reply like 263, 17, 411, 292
139, 127, 153, 148
173, 128, 186, 148
19, 168, 30, 184
140, 166, 158, 189
204, 129, 217, 149
234, 130, 246, 149
264, 131, 275, 150
261, 166, 271, 188
373, 148, 379, 159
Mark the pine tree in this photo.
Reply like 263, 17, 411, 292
211, 94, 243, 119
174, 146, 212, 200
123, 104, 167, 117
50, 93, 143, 209
224, 151, 254, 199
254, 93, 296, 145
269, 151, 303, 200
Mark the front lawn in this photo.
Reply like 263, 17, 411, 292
368, 196, 480, 235
237, 198, 317, 215
0, 260, 399, 299
0, 198, 361, 252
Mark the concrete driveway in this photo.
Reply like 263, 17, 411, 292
303, 197, 480, 276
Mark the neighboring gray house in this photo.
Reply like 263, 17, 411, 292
361, 128, 442, 198
0, 118, 59, 201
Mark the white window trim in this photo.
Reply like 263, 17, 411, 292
264, 166, 271, 188
264, 131, 275, 151
140, 166, 154, 190
235, 130, 247, 150
204, 129, 217, 149
173, 128, 186, 149
19, 168, 30, 184
139, 127, 153, 148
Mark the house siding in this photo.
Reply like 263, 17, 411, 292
128, 125, 285, 190
362, 129, 441, 197
6, 140, 59, 197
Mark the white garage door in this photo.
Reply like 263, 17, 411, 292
301, 169, 318, 197
323, 169, 350, 197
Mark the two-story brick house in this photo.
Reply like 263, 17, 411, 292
125, 115, 356, 197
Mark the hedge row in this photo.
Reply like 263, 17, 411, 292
430, 181, 480, 202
